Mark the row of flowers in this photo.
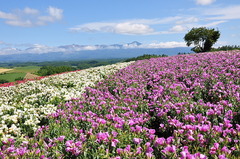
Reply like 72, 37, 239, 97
1, 51, 240, 158
0, 62, 134, 141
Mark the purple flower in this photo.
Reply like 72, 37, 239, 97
117, 148, 123, 155
154, 137, 165, 147
187, 135, 195, 141
162, 145, 176, 154
218, 154, 227, 159
125, 145, 131, 152
96, 132, 110, 142
111, 139, 119, 147
57, 136, 65, 142
146, 146, 154, 153
136, 147, 142, 155
133, 138, 143, 145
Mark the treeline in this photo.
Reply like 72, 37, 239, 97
211, 45, 240, 51
0, 59, 124, 68
124, 54, 168, 62
36, 66, 75, 76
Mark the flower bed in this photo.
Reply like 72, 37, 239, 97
0, 62, 133, 141
0, 51, 240, 158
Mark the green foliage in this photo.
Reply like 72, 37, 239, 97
9, 66, 41, 73
184, 27, 220, 53
0, 73, 26, 82
37, 66, 75, 76
211, 45, 240, 51
124, 54, 168, 62
15, 77, 24, 81
77, 60, 115, 69
0, 79, 9, 84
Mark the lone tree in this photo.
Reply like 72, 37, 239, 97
184, 27, 220, 53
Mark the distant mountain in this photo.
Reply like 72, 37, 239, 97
0, 41, 192, 62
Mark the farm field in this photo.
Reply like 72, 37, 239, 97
0, 72, 26, 82
6, 66, 40, 73
0, 68, 13, 73
0, 51, 240, 158
0, 66, 40, 82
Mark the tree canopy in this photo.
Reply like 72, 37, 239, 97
184, 27, 220, 53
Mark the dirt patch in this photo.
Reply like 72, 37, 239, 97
24, 73, 40, 80
0, 69, 13, 73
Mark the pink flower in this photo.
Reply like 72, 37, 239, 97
125, 145, 131, 152
162, 145, 176, 154
218, 154, 227, 159
117, 148, 123, 154
96, 132, 110, 142
221, 146, 231, 154
57, 136, 65, 142
146, 146, 154, 153
136, 147, 142, 155
154, 137, 165, 147
111, 139, 119, 147
133, 138, 143, 145
149, 129, 156, 134
188, 135, 195, 141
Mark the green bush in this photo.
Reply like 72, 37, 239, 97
0, 79, 9, 84
37, 66, 74, 76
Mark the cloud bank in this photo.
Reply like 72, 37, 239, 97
205, 5, 240, 20
0, 41, 187, 55
0, 6, 63, 27
195, 0, 215, 5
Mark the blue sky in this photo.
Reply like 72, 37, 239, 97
0, 0, 240, 54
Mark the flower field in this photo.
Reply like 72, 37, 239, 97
0, 62, 133, 141
0, 51, 240, 158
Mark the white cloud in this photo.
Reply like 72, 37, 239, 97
23, 7, 39, 15
144, 41, 186, 48
70, 22, 156, 35
114, 23, 155, 35
203, 20, 226, 27
196, 0, 215, 5
169, 25, 187, 32
0, 6, 63, 27
205, 5, 240, 20
176, 17, 199, 24
0, 11, 17, 20
38, 6, 63, 23
69, 17, 187, 35
6, 20, 34, 27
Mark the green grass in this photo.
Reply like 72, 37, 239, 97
0, 72, 26, 82
8, 66, 40, 73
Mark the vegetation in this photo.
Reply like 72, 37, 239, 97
0, 72, 26, 82
6, 66, 41, 73
124, 54, 168, 62
0, 59, 124, 82
36, 66, 75, 76
0, 59, 124, 68
0, 79, 9, 84
184, 27, 220, 53
211, 45, 240, 51
76, 60, 122, 69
